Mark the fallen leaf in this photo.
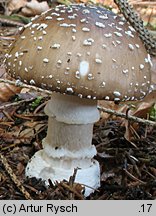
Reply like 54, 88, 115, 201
123, 90, 156, 143
128, 90, 156, 120
151, 57, 156, 88
0, 67, 21, 103
0, 66, 6, 77
6, 0, 27, 15
21, 0, 50, 17
150, 167, 156, 177
0, 82, 21, 102
101, 171, 115, 182
16, 162, 25, 175
17, 122, 46, 138
124, 119, 140, 145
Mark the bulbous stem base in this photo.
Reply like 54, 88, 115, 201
26, 92, 100, 197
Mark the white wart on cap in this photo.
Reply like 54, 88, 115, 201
6, 4, 151, 101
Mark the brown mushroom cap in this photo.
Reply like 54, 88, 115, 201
5, 4, 151, 101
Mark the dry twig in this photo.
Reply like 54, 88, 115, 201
114, 0, 156, 56
0, 78, 51, 95
97, 106, 156, 127
0, 97, 35, 110
130, 1, 156, 6
0, 152, 32, 200
0, 78, 156, 127
123, 168, 146, 185
59, 182, 84, 200
0, 18, 25, 27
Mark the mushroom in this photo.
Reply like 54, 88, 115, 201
5, 4, 151, 196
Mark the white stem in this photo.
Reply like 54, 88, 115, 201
26, 92, 100, 196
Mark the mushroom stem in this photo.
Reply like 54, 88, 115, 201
26, 92, 100, 196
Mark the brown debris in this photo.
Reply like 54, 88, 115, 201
0, 152, 32, 200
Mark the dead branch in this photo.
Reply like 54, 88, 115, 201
123, 168, 146, 185
98, 106, 156, 127
0, 97, 35, 110
0, 18, 25, 27
0, 78, 156, 127
0, 78, 51, 95
59, 182, 84, 200
130, 1, 156, 6
0, 152, 32, 200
